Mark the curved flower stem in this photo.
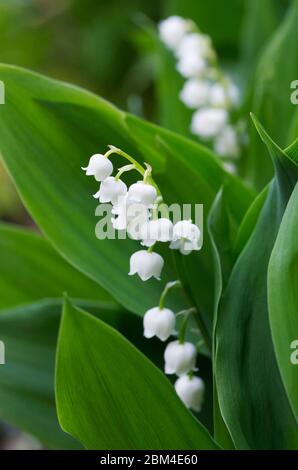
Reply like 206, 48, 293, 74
178, 309, 196, 344
158, 280, 182, 310
115, 164, 136, 181
106, 146, 161, 195
147, 244, 155, 253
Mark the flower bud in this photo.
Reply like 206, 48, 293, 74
176, 54, 207, 78
164, 340, 197, 375
128, 182, 157, 208
82, 154, 113, 181
111, 196, 148, 231
180, 79, 210, 109
129, 250, 164, 281
93, 177, 127, 204
158, 16, 190, 50
214, 125, 239, 158
175, 375, 205, 412
143, 307, 176, 341
209, 83, 229, 108
170, 220, 201, 255
191, 108, 228, 139
141, 218, 173, 247
176, 33, 214, 60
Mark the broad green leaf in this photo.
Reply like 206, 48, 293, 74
0, 296, 168, 449
0, 299, 82, 449
0, 64, 253, 322
215, 117, 298, 449
56, 298, 219, 450
268, 181, 298, 421
0, 223, 113, 309
233, 185, 269, 258
247, 1, 298, 189
207, 179, 256, 449
207, 188, 239, 450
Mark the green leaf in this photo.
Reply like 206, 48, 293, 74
233, 185, 269, 259
56, 298, 219, 450
0, 296, 167, 448
207, 188, 239, 450
0, 223, 113, 309
247, 1, 298, 189
215, 117, 298, 449
207, 178, 255, 449
268, 180, 298, 422
0, 299, 81, 449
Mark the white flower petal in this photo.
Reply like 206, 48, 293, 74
128, 182, 157, 208
180, 79, 210, 109
164, 340, 197, 376
82, 154, 113, 181
143, 307, 176, 341
129, 250, 164, 281
175, 375, 205, 412
191, 108, 228, 139
158, 16, 190, 50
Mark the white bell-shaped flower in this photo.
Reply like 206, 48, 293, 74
158, 16, 190, 50
143, 307, 176, 341
82, 154, 113, 182
126, 207, 151, 241
128, 181, 157, 208
170, 220, 201, 255
214, 125, 239, 158
176, 33, 213, 61
209, 83, 229, 108
129, 250, 164, 281
93, 177, 127, 204
112, 196, 149, 231
141, 218, 173, 247
175, 374, 205, 412
164, 340, 197, 375
176, 54, 207, 78
180, 79, 210, 109
191, 108, 228, 139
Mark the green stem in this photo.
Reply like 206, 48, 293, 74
106, 146, 161, 195
159, 280, 182, 310
147, 244, 155, 254
179, 312, 192, 344
115, 164, 136, 181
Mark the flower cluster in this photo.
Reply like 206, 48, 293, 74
83, 147, 205, 412
144, 282, 205, 412
83, 146, 202, 281
159, 16, 246, 173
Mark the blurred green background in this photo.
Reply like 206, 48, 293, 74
0, 0, 295, 450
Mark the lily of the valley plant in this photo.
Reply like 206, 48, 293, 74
0, 2, 298, 452
83, 146, 204, 411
